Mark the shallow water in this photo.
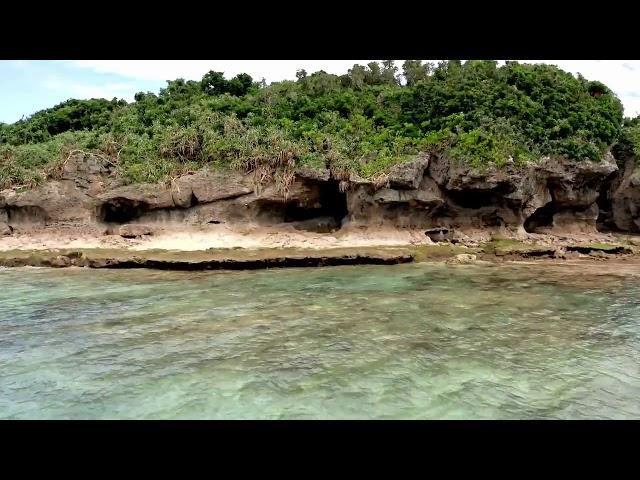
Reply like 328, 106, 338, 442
1, 262, 640, 419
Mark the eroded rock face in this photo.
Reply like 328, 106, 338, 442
173, 170, 254, 206
1, 182, 91, 227
386, 154, 430, 190
0, 152, 115, 229
345, 175, 445, 229
99, 184, 175, 211
611, 158, 640, 232
343, 151, 619, 234
1, 149, 637, 236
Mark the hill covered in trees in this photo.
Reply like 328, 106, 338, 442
0, 60, 636, 191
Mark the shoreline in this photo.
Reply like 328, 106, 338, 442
2, 226, 640, 270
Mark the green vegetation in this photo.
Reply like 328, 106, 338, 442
614, 117, 640, 161
0, 60, 630, 190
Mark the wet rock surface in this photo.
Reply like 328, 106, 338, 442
1, 238, 638, 270
0, 248, 415, 270
446, 253, 477, 264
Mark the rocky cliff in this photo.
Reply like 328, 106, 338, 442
1, 151, 639, 238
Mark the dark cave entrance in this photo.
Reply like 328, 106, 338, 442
596, 171, 618, 232
284, 180, 348, 224
445, 183, 516, 209
523, 202, 557, 233
256, 180, 348, 232
99, 199, 149, 224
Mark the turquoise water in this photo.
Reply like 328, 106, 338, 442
1, 262, 640, 419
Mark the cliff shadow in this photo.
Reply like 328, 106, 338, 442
99, 199, 151, 224
524, 202, 557, 233
255, 180, 348, 232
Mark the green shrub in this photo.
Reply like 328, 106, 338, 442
0, 61, 627, 189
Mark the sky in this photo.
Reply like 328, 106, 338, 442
1, 60, 639, 124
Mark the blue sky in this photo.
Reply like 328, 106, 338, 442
1, 60, 639, 124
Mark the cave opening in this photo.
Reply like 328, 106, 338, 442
284, 180, 348, 225
445, 183, 515, 209
255, 180, 348, 231
99, 199, 149, 224
523, 202, 557, 233
596, 171, 618, 232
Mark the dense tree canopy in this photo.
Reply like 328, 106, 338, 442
0, 60, 631, 189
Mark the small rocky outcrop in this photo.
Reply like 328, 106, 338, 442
291, 216, 339, 233
424, 227, 452, 242
118, 224, 154, 238
172, 170, 254, 206
0, 222, 12, 236
386, 154, 430, 190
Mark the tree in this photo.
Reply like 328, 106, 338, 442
365, 62, 382, 85
201, 71, 228, 96
228, 73, 254, 97
402, 60, 429, 86
348, 64, 367, 89
381, 60, 399, 85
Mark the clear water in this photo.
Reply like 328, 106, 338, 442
1, 262, 640, 419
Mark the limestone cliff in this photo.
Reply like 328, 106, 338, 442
1, 151, 638, 238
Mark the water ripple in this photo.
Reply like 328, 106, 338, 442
1, 263, 640, 419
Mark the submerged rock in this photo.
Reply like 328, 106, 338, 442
47, 255, 72, 268
446, 253, 477, 264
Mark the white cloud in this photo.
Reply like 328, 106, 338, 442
42, 74, 138, 101
69, 60, 640, 117
70, 60, 375, 84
